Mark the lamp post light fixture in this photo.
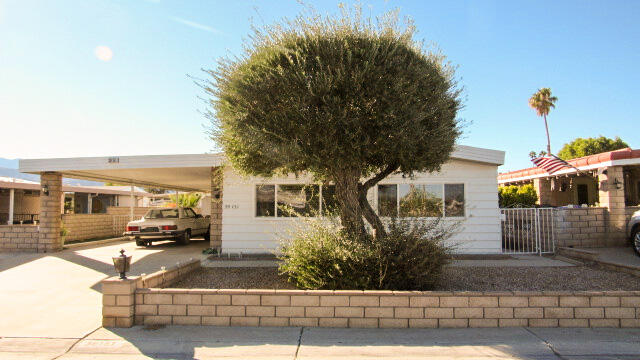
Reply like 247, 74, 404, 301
112, 249, 132, 279
41, 184, 49, 196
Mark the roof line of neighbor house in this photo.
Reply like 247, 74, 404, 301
497, 147, 640, 184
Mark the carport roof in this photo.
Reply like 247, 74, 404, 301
19, 153, 224, 192
18, 145, 504, 192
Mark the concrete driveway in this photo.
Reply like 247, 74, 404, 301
0, 238, 208, 339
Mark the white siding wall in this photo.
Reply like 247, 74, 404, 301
221, 159, 500, 254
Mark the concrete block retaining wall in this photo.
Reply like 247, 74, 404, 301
101, 262, 640, 329
102, 258, 200, 327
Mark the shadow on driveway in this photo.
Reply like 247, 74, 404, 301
0, 239, 207, 339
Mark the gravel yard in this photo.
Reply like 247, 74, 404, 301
171, 265, 640, 291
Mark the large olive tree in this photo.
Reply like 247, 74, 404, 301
204, 8, 461, 239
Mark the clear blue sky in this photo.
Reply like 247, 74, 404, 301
1, 0, 638, 172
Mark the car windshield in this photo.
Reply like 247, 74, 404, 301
144, 209, 178, 219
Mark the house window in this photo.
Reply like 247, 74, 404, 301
255, 184, 327, 217
444, 184, 465, 217
378, 184, 398, 217
256, 185, 276, 217
321, 185, 338, 215
277, 185, 319, 217
399, 184, 443, 217
377, 183, 465, 218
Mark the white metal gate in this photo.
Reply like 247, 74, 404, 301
500, 208, 555, 255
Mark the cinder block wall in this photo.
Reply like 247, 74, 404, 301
0, 225, 39, 252
106, 207, 152, 217
101, 261, 640, 329
62, 214, 118, 242
132, 289, 640, 328
555, 208, 609, 247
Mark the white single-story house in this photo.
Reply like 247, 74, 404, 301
17, 145, 504, 254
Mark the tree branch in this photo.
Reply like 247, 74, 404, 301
361, 163, 399, 191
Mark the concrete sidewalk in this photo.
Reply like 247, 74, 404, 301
1, 326, 639, 359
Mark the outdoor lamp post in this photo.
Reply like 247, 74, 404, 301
112, 249, 132, 279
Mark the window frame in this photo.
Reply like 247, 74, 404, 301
375, 182, 467, 219
254, 183, 331, 219
253, 181, 467, 220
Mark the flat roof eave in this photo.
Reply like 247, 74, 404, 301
19, 153, 225, 192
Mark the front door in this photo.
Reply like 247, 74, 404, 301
577, 184, 589, 205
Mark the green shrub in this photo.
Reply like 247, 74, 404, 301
278, 220, 376, 290
371, 219, 455, 290
498, 184, 537, 208
278, 218, 456, 290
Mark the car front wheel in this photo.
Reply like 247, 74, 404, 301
632, 227, 640, 257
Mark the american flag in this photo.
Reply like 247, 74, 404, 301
531, 155, 572, 174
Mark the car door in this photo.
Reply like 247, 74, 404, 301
180, 208, 195, 234
183, 208, 201, 235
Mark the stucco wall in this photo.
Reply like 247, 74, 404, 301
221, 159, 501, 254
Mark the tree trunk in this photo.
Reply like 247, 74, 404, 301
543, 114, 551, 155
333, 169, 367, 239
358, 187, 386, 239
333, 164, 399, 241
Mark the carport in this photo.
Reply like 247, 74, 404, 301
18, 153, 224, 252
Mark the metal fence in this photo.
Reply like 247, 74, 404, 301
500, 208, 556, 255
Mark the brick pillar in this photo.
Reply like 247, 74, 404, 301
533, 178, 552, 206
38, 172, 63, 252
210, 167, 223, 250
101, 276, 139, 328
598, 166, 627, 246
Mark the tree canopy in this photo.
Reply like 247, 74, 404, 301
204, 6, 462, 238
557, 136, 629, 160
528, 88, 557, 155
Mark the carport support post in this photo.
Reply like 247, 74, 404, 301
598, 165, 627, 246
38, 172, 63, 252
7, 188, 14, 225
210, 167, 223, 250
129, 185, 134, 222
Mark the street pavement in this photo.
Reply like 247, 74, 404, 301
0, 326, 639, 359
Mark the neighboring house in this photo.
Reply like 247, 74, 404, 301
0, 177, 151, 224
498, 148, 640, 208
498, 148, 640, 247
17, 145, 505, 254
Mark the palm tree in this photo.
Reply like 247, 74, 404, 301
528, 88, 558, 155
169, 193, 202, 208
